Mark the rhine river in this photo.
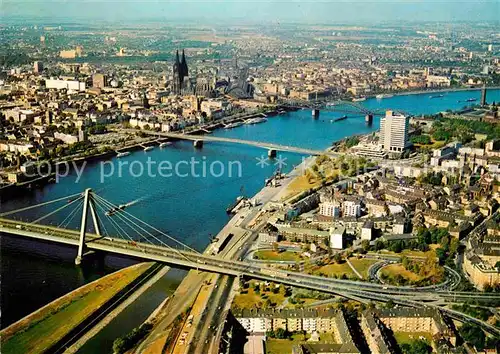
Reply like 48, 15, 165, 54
1, 89, 499, 349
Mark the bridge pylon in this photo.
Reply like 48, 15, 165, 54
75, 188, 101, 265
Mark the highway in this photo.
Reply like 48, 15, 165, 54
1, 218, 496, 299
2, 218, 499, 337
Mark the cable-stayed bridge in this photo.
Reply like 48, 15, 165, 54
1, 189, 498, 336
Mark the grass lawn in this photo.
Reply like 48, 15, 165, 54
266, 333, 337, 354
380, 264, 422, 282
281, 174, 321, 201
254, 250, 303, 262
393, 331, 433, 346
309, 262, 356, 278
1, 262, 153, 354
348, 258, 378, 279
284, 298, 318, 308
266, 336, 305, 354
232, 281, 287, 310
378, 247, 437, 259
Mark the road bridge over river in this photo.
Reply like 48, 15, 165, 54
1, 190, 498, 336
133, 130, 340, 158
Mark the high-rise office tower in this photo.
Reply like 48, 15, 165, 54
379, 111, 410, 152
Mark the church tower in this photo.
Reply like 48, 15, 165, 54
172, 49, 189, 95
172, 50, 182, 95
181, 49, 189, 79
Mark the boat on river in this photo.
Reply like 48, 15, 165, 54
116, 151, 130, 158
331, 115, 348, 123
245, 117, 267, 125
376, 94, 394, 99
224, 122, 244, 129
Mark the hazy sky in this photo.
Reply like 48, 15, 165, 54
3, 0, 500, 24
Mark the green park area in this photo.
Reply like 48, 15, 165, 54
305, 256, 377, 280
379, 254, 444, 287
281, 155, 373, 201
254, 250, 303, 262
394, 332, 433, 345
308, 261, 356, 279
380, 264, 423, 283
266, 332, 337, 354
348, 258, 379, 279
232, 280, 289, 310
411, 114, 500, 149
0, 262, 153, 354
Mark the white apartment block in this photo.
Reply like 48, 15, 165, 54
379, 110, 410, 152
343, 200, 361, 217
238, 317, 272, 333
319, 201, 341, 217
45, 78, 86, 91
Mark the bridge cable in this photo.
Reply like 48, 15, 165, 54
91, 197, 135, 242
92, 194, 199, 263
91, 196, 148, 241
93, 194, 200, 254
92, 194, 180, 246
0, 192, 83, 217
92, 196, 151, 243
93, 195, 198, 264
58, 199, 85, 229
30, 196, 84, 225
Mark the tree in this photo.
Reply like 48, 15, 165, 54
274, 328, 289, 339
459, 323, 485, 350
375, 239, 386, 251
333, 253, 343, 264
402, 256, 410, 269
361, 240, 371, 253
390, 240, 403, 253
435, 247, 447, 265
483, 283, 493, 292
401, 339, 432, 354
113, 338, 125, 353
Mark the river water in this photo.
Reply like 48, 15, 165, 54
1, 89, 499, 347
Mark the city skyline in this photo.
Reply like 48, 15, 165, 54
1, 7, 499, 354
3, 0, 500, 24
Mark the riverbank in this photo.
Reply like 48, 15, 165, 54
0, 262, 154, 354
63, 264, 171, 354
385, 85, 500, 98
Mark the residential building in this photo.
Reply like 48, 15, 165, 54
330, 226, 345, 249
343, 199, 361, 217
45, 78, 86, 91
92, 73, 107, 88
33, 61, 43, 73
319, 201, 341, 218
361, 311, 396, 354
361, 221, 373, 241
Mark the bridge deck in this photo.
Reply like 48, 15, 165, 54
1, 219, 498, 336
137, 130, 339, 157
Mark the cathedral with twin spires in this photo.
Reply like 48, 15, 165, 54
172, 49, 189, 95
